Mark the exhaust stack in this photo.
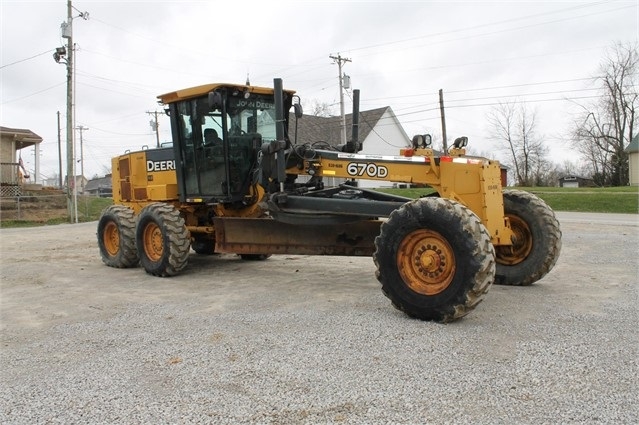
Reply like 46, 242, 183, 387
345, 89, 360, 153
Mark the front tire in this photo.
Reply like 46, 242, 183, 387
97, 205, 139, 268
136, 203, 190, 277
374, 198, 495, 323
494, 190, 561, 286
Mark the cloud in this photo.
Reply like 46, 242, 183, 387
1, 0, 636, 180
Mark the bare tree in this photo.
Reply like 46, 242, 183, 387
573, 42, 638, 186
305, 99, 334, 117
487, 101, 548, 186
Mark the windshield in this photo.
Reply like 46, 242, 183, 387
226, 96, 277, 140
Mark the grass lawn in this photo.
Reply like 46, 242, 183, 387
377, 186, 639, 214
0, 196, 113, 228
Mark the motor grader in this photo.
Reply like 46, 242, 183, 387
97, 78, 561, 322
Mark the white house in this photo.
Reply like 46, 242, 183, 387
288, 106, 411, 188
627, 135, 638, 186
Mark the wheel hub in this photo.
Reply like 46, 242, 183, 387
398, 229, 455, 295
143, 223, 164, 262
496, 215, 532, 265
104, 222, 120, 256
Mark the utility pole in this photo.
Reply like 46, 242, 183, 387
63, 0, 74, 223
146, 111, 160, 147
54, 0, 88, 222
329, 54, 351, 145
75, 125, 88, 193
57, 111, 63, 188
439, 89, 448, 152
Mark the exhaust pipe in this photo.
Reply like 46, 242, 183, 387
346, 89, 360, 153
273, 78, 286, 190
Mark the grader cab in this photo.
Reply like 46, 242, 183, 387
97, 78, 561, 322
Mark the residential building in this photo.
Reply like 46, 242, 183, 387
288, 106, 411, 188
626, 134, 638, 186
85, 175, 113, 197
0, 126, 43, 195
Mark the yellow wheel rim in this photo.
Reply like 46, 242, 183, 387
397, 229, 456, 295
143, 222, 164, 262
103, 222, 120, 256
496, 215, 533, 266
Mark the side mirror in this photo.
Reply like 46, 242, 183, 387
208, 91, 223, 111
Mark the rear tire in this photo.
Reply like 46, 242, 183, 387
495, 190, 561, 286
136, 203, 190, 277
374, 198, 495, 323
97, 205, 139, 268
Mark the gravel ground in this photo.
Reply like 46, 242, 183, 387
0, 212, 637, 424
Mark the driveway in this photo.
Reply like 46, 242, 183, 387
1, 212, 637, 424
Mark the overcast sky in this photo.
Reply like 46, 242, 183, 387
1, 0, 637, 181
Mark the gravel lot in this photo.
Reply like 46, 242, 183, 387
1, 212, 638, 424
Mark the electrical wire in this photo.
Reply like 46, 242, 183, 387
343, 1, 615, 54
1, 82, 66, 104
0, 49, 55, 69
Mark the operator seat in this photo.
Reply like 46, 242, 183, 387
204, 128, 222, 146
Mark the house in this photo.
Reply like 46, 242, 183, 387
0, 126, 43, 195
289, 106, 411, 188
626, 134, 638, 186
84, 175, 113, 197
558, 175, 596, 188
65, 175, 89, 194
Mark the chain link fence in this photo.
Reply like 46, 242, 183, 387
0, 192, 112, 223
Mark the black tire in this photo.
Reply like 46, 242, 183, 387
239, 254, 272, 261
97, 205, 139, 268
374, 198, 495, 323
192, 238, 216, 255
494, 190, 561, 286
135, 203, 190, 277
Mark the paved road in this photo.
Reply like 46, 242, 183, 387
556, 211, 639, 226
1, 212, 637, 424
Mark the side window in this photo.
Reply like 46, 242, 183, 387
176, 101, 197, 194
177, 102, 194, 144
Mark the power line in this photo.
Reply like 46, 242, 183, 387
344, 1, 613, 54
363, 77, 600, 103
443, 87, 603, 104
446, 77, 600, 95
76, 81, 155, 99
445, 95, 601, 110
90, 17, 283, 68
0, 49, 55, 69
349, 4, 632, 60
87, 125, 152, 137
80, 48, 213, 79
1, 82, 66, 104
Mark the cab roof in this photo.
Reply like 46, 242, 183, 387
157, 83, 296, 104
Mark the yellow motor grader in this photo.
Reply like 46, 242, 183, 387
97, 78, 561, 322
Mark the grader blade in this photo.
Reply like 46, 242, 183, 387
213, 217, 381, 256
